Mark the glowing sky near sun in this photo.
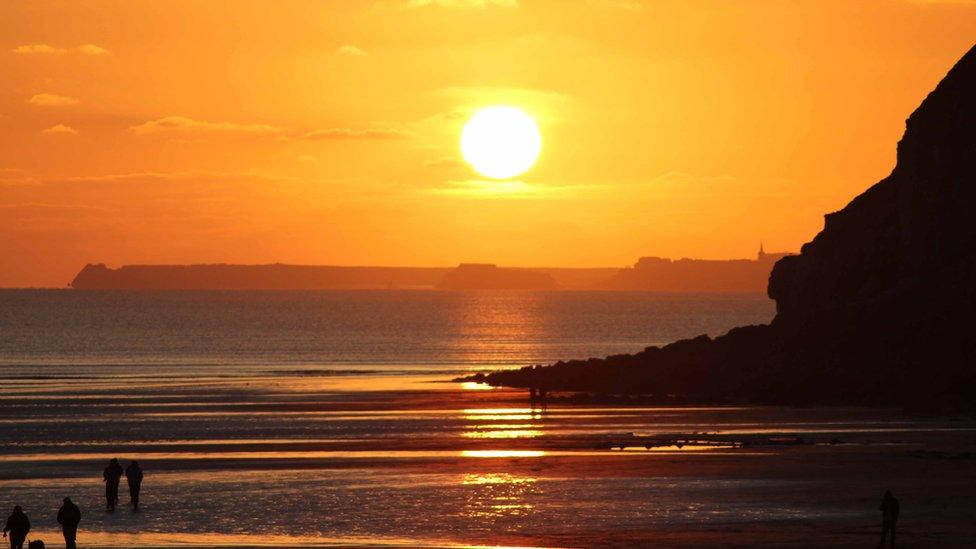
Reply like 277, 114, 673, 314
1, 1, 974, 286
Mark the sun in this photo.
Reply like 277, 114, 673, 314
460, 106, 542, 180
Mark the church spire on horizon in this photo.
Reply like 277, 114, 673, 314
758, 241, 766, 261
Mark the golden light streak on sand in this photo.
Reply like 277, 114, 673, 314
460, 450, 546, 458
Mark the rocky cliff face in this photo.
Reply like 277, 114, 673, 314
769, 44, 976, 321
479, 45, 976, 410
764, 44, 976, 407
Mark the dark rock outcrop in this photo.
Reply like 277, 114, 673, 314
477, 45, 976, 410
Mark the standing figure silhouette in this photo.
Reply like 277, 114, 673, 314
125, 460, 144, 511
879, 490, 900, 547
103, 458, 124, 511
3, 506, 30, 549
56, 498, 81, 549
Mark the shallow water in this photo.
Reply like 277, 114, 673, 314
0, 290, 774, 367
3, 367, 975, 547
2, 291, 975, 546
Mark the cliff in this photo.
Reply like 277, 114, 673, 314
436, 264, 559, 291
70, 263, 449, 290
475, 45, 976, 410
67, 262, 766, 292
603, 251, 790, 292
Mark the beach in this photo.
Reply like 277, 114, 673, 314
2, 290, 974, 547
3, 364, 975, 548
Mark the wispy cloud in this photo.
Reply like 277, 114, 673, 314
425, 157, 467, 168
406, 0, 518, 8
28, 93, 79, 106
0, 202, 108, 213
431, 180, 578, 199
589, 0, 642, 9
50, 170, 317, 185
13, 43, 112, 56
12, 44, 67, 55
650, 171, 736, 186
41, 124, 78, 135
129, 116, 283, 136
293, 128, 412, 140
130, 115, 412, 141
904, 0, 976, 4
78, 44, 110, 55
337, 45, 368, 56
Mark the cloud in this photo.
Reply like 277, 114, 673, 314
406, 0, 517, 7
129, 115, 283, 136
293, 128, 412, 140
651, 171, 736, 185
42, 124, 78, 135
337, 45, 367, 56
0, 202, 107, 213
12, 44, 68, 55
590, 0, 642, 9
51, 170, 316, 185
425, 157, 467, 168
28, 93, 79, 106
78, 44, 110, 55
129, 115, 414, 142
431, 179, 578, 199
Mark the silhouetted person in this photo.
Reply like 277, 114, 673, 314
125, 460, 144, 511
56, 498, 80, 549
3, 506, 30, 549
103, 458, 123, 511
879, 490, 900, 547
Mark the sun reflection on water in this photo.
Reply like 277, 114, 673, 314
465, 414, 536, 421
463, 408, 545, 439
462, 473, 537, 485
460, 381, 496, 391
461, 473, 538, 520
462, 430, 544, 439
460, 450, 546, 458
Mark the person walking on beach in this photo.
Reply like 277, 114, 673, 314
879, 490, 900, 547
56, 498, 80, 549
103, 458, 123, 511
125, 460, 144, 511
2, 506, 30, 549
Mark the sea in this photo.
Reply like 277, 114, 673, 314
1, 290, 973, 547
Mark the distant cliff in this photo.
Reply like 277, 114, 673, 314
436, 264, 558, 291
602, 248, 790, 292
68, 259, 778, 292
71, 263, 564, 291
474, 45, 976, 410
70, 263, 449, 290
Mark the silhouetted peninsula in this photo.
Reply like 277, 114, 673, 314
436, 264, 558, 290
68, 255, 783, 292
70, 263, 449, 290
470, 45, 976, 411
604, 245, 790, 292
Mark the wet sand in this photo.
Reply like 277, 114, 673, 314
2, 365, 975, 547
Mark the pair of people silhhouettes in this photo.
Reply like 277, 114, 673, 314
104, 458, 144, 512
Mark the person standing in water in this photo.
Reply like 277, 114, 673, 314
103, 458, 123, 511
125, 460, 144, 511
879, 490, 900, 547
2, 506, 30, 549
56, 498, 81, 549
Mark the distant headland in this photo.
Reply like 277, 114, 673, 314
68, 245, 790, 292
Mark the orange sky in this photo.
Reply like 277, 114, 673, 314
1, 1, 974, 287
